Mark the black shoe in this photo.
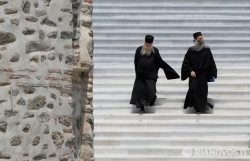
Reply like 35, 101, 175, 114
139, 106, 145, 115
139, 109, 145, 115
207, 103, 214, 109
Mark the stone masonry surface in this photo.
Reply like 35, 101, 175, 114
0, 0, 94, 160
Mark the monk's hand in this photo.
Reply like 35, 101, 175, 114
191, 71, 196, 77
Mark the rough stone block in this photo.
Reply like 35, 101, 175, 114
26, 41, 55, 54
33, 153, 46, 160
47, 31, 57, 39
17, 97, 26, 105
9, 53, 20, 62
4, 8, 18, 14
0, 151, 11, 159
0, 1, 8, 6
27, 96, 46, 110
32, 136, 40, 146
0, 82, 11, 86
4, 110, 18, 117
43, 125, 49, 134
41, 17, 57, 27
37, 112, 50, 123
59, 154, 71, 161
35, 10, 47, 17
44, 0, 51, 6
61, 31, 73, 39
47, 102, 53, 109
0, 122, 7, 133
25, 16, 38, 22
51, 132, 64, 149
0, 32, 16, 45
21, 0, 31, 14
22, 28, 35, 35
10, 19, 20, 25
65, 55, 75, 65
23, 112, 34, 119
23, 124, 31, 133
58, 115, 72, 127
10, 135, 22, 146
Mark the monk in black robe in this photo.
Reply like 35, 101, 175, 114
181, 32, 217, 113
130, 35, 180, 114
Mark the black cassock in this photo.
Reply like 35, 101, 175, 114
130, 46, 180, 108
181, 47, 217, 112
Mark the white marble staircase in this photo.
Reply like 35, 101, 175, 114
92, 0, 250, 160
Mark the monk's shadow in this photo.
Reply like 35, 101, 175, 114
182, 98, 214, 114
130, 98, 167, 114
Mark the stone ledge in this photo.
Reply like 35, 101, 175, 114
73, 66, 90, 73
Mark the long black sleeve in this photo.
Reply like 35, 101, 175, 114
154, 49, 180, 80
208, 49, 217, 79
181, 49, 193, 80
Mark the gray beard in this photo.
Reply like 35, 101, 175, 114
140, 45, 155, 56
191, 41, 210, 52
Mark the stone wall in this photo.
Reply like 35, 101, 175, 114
0, 0, 94, 160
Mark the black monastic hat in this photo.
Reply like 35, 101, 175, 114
193, 32, 202, 39
145, 35, 154, 43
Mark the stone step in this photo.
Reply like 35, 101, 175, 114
93, 0, 250, 7
94, 147, 250, 157
94, 32, 250, 38
94, 37, 250, 42
92, 95, 249, 104
93, 73, 250, 82
93, 24, 250, 30
95, 129, 250, 139
93, 10, 250, 14
93, 48, 250, 54
94, 3, 250, 7
93, 108, 250, 115
93, 97, 250, 105
95, 156, 250, 161
93, 138, 249, 147
93, 67, 250, 74
93, 101, 250, 108
93, 11, 250, 15
93, 82, 250, 88
94, 51, 250, 57
94, 114, 250, 122
94, 40, 250, 45
94, 130, 250, 139
93, 90, 250, 100
92, 0, 250, 160
93, 3, 250, 9
94, 29, 250, 33
93, 26, 250, 32
93, 86, 250, 91
93, 105, 250, 113
94, 57, 249, 61
95, 63, 250, 67
94, 63, 249, 67
94, 44, 250, 49
95, 124, 250, 131
93, 20, 250, 26
93, 59, 249, 66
